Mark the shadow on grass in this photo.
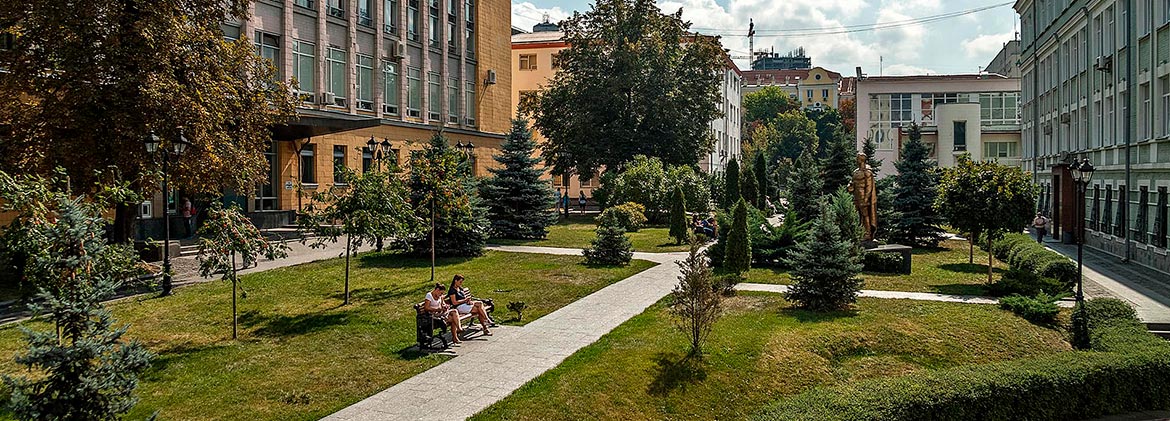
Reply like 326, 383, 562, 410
331, 285, 426, 303
781, 306, 860, 323
395, 344, 435, 360
939, 263, 1004, 275
929, 284, 989, 296
142, 341, 235, 382
357, 253, 476, 269
236, 310, 352, 338
647, 352, 708, 397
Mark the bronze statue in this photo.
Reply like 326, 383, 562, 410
848, 152, 878, 242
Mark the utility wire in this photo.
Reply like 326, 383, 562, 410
691, 1, 1012, 37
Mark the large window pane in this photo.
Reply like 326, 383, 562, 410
292, 40, 315, 95
407, 66, 422, 117
448, 77, 459, 123
383, 61, 400, 115
356, 54, 374, 110
428, 72, 441, 120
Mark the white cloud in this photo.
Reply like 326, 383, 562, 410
512, 1, 572, 30
882, 63, 937, 75
961, 31, 1015, 60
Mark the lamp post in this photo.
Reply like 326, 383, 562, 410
454, 141, 475, 176
366, 137, 395, 171
1072, 158, 1095, 307
144, 128, 191, 297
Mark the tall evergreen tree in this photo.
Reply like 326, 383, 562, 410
1, 172, 153, 420
787, 149, 824, 223
723, 158, 741, 208
740, 164, 759, 209
408, 132, 489, 277
753, 152, 770, 207
890, 123, 945, 247
784, 206, 864, 311
669, 186, 689, 244
862, 136, 883, 176
723, 199, 752, 275
481, 119, 559, 239
821, 131, 856, 196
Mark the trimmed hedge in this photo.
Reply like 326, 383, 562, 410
863, 251, 904, 273
753, 299, 1170, 421
978, 233, 1077, 296
999, 293, 1061, 325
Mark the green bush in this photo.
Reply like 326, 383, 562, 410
596, 202, 648, 232
1036, 257, 1077, 289
709, 207, 808, 268
753, 299, 1170, 421
583, 222, 633, 266
982, 233, 1075, 293
998, 293, 1062, 325
987, 269, 1065, 297
863, 251, 903, 273
1082, 297, 1140, 326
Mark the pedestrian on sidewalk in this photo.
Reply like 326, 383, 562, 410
1032, 212, 1049, 243
578, 191, 587, 214
180, 197, 195, 239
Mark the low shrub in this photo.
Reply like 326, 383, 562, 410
753, 299, 1170, 421
982, 233, 1075, 294
998, 293, 1062, 325
709, 207, 809, 268
596, 202, 648, 232
1082, 297, 1140, 326
863, 251, 903, 273
987, 269, 1065, 297
583, 222, 633, 266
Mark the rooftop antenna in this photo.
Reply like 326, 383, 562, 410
747, 19, 755, 69
542, 13, 550, 23
879, 56, 883, 76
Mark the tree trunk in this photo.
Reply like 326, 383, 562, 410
987, 235, 994, 285
344, 234, 351, 305
231, 251, 238, 340
969, 234, 974, 264
430, 199, 436, 283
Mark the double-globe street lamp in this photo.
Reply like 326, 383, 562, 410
144, 128, 191, 297
365, 137, 395, 252
1071, 157, 1095, 306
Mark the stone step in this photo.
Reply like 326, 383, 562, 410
1150, 331, 1170, 340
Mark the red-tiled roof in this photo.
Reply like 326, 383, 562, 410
741, 68, 843, 86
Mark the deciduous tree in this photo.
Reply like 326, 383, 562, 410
407, 132, 489, 274
743, 86, 801, 124
526, 0, 724, 178
670, 242, 722, 355
197, 202, 288, 339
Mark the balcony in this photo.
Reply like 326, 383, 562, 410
328, 7, 345, 19
357, 12, 373, 27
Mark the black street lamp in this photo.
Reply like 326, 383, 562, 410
454, 141, 475, 176
1072, 157, 1095, 307
144, 127, 191, 297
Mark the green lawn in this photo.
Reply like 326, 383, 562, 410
739, 239, 1005, 296
0, 251, 654, 421
472, 294, 1070, 421
492, 215, 691, 253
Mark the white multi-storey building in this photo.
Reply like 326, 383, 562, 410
700, 63, 744, 173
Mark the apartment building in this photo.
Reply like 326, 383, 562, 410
741, 67, 844, 110
511, 23, 742, 197
133, 0, 512, 235
1015, 0, 1170, 273
854, 71, 1023, 174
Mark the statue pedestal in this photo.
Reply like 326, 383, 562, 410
865, 243, 913, 274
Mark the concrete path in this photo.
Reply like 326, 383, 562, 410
1042, 241, 1170, 324
322, 248, 687, 421
735, 282, 1075, 307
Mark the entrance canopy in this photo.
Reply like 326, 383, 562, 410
269, 108, 382, 142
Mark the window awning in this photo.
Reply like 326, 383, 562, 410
269, 108, 382, 142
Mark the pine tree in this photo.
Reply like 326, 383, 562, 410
2, 180, 153, 420
829, 189, 863, 247
583, 220, 634, 266
723, 199, 752, 275
753, 153, 769, 207
481, 119, 559, 239
408, 131, 489, 260
787, 149, 824, 223
670, 242, 722, 355
723, 158, 741, 208
862, 136, 883, 176
784, 206, 864, 311
669, 186, 689, 244
891, 123, 945, 247
740, 164, 759, 209
821, 131, 856, 196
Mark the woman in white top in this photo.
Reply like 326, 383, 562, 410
424, 283, 463, 345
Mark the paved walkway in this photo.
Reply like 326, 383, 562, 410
1042, 241, 1170, 324
322, 247, 686, 421
735, 283, 1076, 307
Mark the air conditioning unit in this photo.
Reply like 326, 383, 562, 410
391, 40, 406, 59
1095, 55, 1113, 72
484, 69, 497, 85
322, 92, 335, 105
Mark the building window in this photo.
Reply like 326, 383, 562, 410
821, 89, 829, 98
256, 146, 278, 211
428, 0, 440, 48
407, 0, 420, 41
1104, 185, 1114, 232
890, 94, 912, 124
254, 31, 280, 70
1140, 82, 1152, 140
466, 66, 476, 126
385, 0, 400, 34
1136, 186, 1150, 243
1161, 76, 1170, 137
357, 0, 372, 26
465, 0, 475, 57
953, 121, 967, 151
407, 66, 422, 117
806, 89, 813, 99
295, 0, 314, 9
292, 40, 315, 98
383, 61, 400, 115
327, 47, 347, 107
328, 0, 345, 18
1156, 186, 1168, 248
356, 54, 374, 111
333, 145, 348, 183
519, 54, 536, 71
362, 147, 373, 173
983, 141, 1017, 158
1115, 186, 1127, 237
1091, 185, 1101, 231
427, 72, 441, 120
448, 77, 459, 123
980, 92, 1020, 125
221, 24, 241, 42
300, 145, 317, 184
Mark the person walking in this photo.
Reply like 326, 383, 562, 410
578, 191, 587, 214
180, 197, 195, 239
1032, 212, 1049, 243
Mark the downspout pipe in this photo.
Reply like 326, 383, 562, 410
1124, 0, 1134, 262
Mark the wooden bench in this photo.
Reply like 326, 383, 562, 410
414, 300, 495, 350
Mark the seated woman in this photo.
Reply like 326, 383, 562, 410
424, 283, 462, 345
447, 275, 493, 335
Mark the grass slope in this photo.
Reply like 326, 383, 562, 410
472, 294, 1069, 421
740, 239, 1004, 296
0, 251, 653, 421
492, 215, 691, 253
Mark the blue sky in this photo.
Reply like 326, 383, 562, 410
512, 0, 1021, 76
